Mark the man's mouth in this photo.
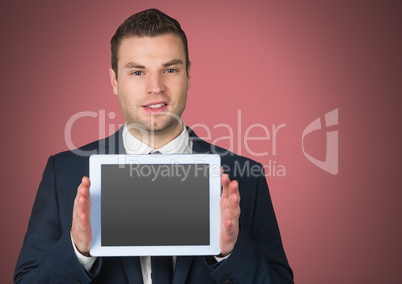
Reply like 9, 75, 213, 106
146, 103, 166, 109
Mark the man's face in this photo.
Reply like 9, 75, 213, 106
109, 34, 190, 139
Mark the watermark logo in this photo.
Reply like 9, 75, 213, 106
302, 109, 338, 175
64, 108, 339, 177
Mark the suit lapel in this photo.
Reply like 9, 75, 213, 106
99, 126, 125, 154
188, 127, 212, 154
121, 257, 144, 283
172, 256, 193, 284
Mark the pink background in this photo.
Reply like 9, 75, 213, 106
1, 1, 401, 283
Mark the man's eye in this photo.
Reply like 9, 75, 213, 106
132, 71, 143, 76
166, 69, 176, 73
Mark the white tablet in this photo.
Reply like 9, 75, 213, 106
89, 154, 221, 256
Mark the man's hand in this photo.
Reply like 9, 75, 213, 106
220, 173, 241, 256
71, 176, 92, 256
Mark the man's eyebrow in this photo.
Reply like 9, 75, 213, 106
125, 62, 145, 69
124, 60, 183, 69
163, 59, 184, 67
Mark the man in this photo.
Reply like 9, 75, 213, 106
14, 8, 293, 283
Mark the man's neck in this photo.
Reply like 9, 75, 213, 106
127, 123, 184, 149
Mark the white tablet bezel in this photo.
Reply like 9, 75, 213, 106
89, 154, 221, 256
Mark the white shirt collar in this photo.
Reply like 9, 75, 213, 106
122, 124, 192, 154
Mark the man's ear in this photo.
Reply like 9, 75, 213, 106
187, 62, 191, 90
108, 68, 118, 95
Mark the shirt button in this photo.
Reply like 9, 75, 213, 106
221, 275, 233, 284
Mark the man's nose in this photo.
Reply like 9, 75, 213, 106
146, 73, 165, 94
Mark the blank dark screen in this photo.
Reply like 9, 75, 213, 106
101, 164, 210, 246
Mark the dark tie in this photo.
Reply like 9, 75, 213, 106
149, 150, 173, 283
151, 256, 173, 283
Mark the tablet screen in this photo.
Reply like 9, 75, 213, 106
101, 163, 210, 246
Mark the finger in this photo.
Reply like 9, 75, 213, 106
222, 180, 238, 209
82, 176, 91, 186
80, 192, 91, 222
222, 218, 238, 244
228, 179, 238, 195
228, 181, 240, 207
73, 177, 92, 226
78, 176, 91, 198
78, 196, 91, 224
221, 174, 231, 198
224, 219, 234, 232
74, 179, 90, 210
226, 181, 240, 221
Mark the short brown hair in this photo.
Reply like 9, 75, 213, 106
110, 8, 190, 78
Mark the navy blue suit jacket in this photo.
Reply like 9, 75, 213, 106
14, 128, 293, 283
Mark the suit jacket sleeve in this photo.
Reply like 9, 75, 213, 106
207, 163, 293, 283
14, 156, 101, 283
